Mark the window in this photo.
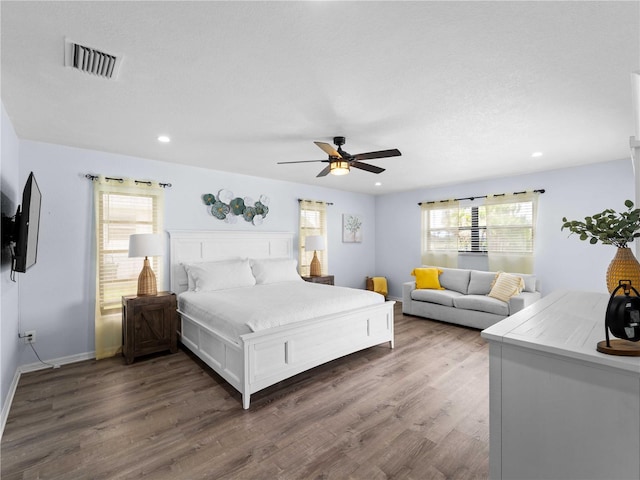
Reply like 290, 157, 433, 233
420, 200, 460, 267
485, 197, 535, 254
298, 199, 328, 276
458, 204, 487, 252
458, 200, 534, 254
93, 177, 164, 359
97, 191, 163, 313
422, 202, 459, 250
421, 192, 539, 272
485, 192, 537, 272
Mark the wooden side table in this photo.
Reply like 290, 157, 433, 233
122, 291, 178, 364
302, 275, 334, 285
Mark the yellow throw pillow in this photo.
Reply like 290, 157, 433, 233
411, 267, 444, 290
488, 272, 525, 302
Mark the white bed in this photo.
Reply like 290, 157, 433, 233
169, 230, 395, 409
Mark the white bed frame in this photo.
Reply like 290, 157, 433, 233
169, 230, 395, 409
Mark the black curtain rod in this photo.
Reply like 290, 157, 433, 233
418, 188, 545, 206
85, 174, 172, 188
298, 198, 334, 205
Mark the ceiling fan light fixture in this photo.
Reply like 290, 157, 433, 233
277, 137, 400, 178
330, 160, 350, 176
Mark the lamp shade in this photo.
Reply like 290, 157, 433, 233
330, 160, 350, 176
128, 233, 163, 258
306, 235, 325, 252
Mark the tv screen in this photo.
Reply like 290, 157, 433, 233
13, 172, 41, 273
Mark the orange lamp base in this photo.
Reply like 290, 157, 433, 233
310, 251, 322, 277
137, 257, 158, 296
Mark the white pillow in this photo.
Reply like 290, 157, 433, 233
184, 258, 255, 292
488, 272, 525, 302
181, 263, 198, 291
250, 258, 302, 285
182, 257, 242, 290
186, 266, 196, 291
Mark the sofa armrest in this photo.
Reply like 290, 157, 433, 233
509, 291, 542, 314
402, 281, 416, 313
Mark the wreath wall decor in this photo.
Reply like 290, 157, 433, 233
203, 190, 270, 225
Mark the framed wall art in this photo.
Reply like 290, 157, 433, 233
343, 214, 363, 243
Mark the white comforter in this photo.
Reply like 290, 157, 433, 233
178, 281, 385, 341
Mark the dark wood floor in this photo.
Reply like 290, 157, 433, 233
1, 304, 489, 479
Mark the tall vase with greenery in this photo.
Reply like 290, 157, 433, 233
561, 200, 640, 293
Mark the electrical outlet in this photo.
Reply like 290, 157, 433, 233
24, 330, 36, 344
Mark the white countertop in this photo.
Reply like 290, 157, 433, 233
481, 289, 640, 374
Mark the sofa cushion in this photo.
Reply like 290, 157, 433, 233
488, 272, 525, 302
411, 267, 444, 290
516, 273, 537, 293
453, 295, 510, 316
467, 270, 497, 295
438, 267, 471, 294
411, 289, 464, 307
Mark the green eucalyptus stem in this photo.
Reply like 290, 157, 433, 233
561, 200, 640, 248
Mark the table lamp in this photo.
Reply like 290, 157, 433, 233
128, 233, 163, 296
305, 235, 325, 277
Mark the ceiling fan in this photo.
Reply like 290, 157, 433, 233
277, 136, 401, 177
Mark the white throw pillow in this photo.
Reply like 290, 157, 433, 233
183, 257, 242, 290
488, 272, 525, 303
186, 266, 196, 291
184, 258, 255, 292
250, 258, 302, 284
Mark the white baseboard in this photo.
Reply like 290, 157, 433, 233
0, 368, 21, 442
0, 351, 95, 440
18, 351, 95, 373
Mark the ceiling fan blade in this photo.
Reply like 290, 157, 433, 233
277, 159, 327, 164
353, 148, 401, 161
316, 165, 332, 177
351, 161, 385, 174
314, 141, 341, 158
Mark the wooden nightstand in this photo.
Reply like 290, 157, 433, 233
302, 275, 334, 285
122, 291, 178, 364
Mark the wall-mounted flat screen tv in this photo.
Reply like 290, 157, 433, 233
12, 172, 41, 273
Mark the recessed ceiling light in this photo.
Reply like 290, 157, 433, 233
375, 182, 382, 186
531, 152, 543, 158
157, 135, 171, 143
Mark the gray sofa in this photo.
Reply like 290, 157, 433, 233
402, 267, 542, 330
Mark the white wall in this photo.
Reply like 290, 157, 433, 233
375, 158, 635, 299
4, 128, 636, 420
1, 103, 21, 427
15, 140, 378, 365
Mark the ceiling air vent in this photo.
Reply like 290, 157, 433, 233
64, 39, 121, 80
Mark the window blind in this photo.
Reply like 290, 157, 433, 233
422, 202, 459, 252
486, 197, 535, 254
420, 200, 460, 267
97, 192, 162, 313
458, 203, 487, 252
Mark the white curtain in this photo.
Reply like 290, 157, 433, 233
486, 191, 538, 273
93, 176, 164, 359
421, 200, 460, 268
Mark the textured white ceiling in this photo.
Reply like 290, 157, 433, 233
1, 1, 639, 195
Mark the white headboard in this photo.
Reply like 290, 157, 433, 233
169, 230, 294, 294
